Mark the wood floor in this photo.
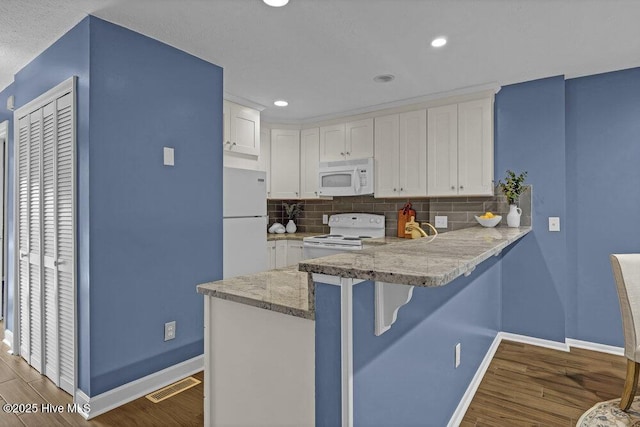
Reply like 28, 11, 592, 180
0, 322, 628, 426
461, 340, 627, 426
0, 321, 203, 427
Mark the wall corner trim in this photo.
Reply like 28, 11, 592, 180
75, 354, 204, 420
447, 333, 624, 425
2, 329, 13, 352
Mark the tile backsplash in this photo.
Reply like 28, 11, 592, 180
268, 186, 532, 236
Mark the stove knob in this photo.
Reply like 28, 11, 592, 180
333, 217, 339, 222
375, 219, 381, 223
369, 218, 374, 223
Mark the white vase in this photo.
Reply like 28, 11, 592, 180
506, 204, 522, 228
286, 220, 297, 233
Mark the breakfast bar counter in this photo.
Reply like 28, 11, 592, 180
298, 225, 531, 287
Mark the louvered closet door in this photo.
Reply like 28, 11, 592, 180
16, 79, 75, 395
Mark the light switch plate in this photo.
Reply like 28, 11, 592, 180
455, 343, 461, 368
435, 216, 448, 229
163, 147, 175, 166
549, 217, 560, 232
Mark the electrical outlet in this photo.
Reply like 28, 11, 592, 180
164, 321, 176, 341
455, 343, 461, 368
322, 214, 329, 224
435, 216, 448, 229
549, 217, 560, 232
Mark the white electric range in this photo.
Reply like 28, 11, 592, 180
302, 213, 385, 259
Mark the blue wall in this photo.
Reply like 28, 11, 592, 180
4, 16, 223, 396
0, 83, 15, 324
495, 76, 568, 342
87, 17, 223, 395
566, 68, 640, 345
315, 256, 502, 426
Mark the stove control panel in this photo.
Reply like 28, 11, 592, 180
328, 213, 385, 229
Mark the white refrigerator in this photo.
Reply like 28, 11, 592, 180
223, 167, 268, 279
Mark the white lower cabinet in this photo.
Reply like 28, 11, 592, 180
286, 241, 304, 266
267, 239, 306, 269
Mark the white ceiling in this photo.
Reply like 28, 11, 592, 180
2, 0, 640, 123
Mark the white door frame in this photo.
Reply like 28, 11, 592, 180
0, 120, 7, 324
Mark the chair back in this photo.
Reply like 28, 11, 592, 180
611, 254, 640, 361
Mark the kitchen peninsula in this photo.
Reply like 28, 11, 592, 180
197, 225, 531, 427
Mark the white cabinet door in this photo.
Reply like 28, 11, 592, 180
427, 104, 458, 196
267, 241, 276, 270
457, 98, 493, 196
399, 109, 427, 197
374, 114, 400, 197
275, 240, 287, 269
259, 127, 271, 197
300, 128, 321, 199
286, 241, 304, 266
346, 118, 374, 159
319, 124, 345, 162
224, 101, 260, 156
270, 129, 300, 199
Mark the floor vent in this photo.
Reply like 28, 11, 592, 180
145, 377, 202, 403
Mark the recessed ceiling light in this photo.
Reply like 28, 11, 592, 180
274, 100, 289, 107
373, 74, 395, 83
263, 0, 289, 7
431, 37, 447, 48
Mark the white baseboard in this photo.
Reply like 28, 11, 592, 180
75, 354, 204, 420
447, 333, 623, 425
498, 332, 569, 352
3, 329, 13, 352
447, 333, 502, 427
566, 338, 624, 356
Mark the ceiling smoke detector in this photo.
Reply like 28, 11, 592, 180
263, 0, 289, 7
373, 74, 395, 83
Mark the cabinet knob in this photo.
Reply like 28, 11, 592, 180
459, 185, 464, 190
346, 152, 350, 155
451, 186, 455, 190
400, 187, 403, 191
315, 191, 318, 195
393, 188, 397, 192
296, 192, 299, 196
232, 142, 237, 146
340, 152, 345, 156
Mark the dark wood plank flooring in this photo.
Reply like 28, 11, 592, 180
0, 321, 627, 426
461, 340, 627, 426
0, 321, 203, 426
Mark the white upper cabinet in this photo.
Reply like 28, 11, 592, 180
259, 127, 271, 197
427, 98, 493, 196
346, 118, 374, 159
319, 124, 345, 162
300, 128, 321, 199
375, 110, 427, 198
457, 98, 494, 195
224, 100, 260, 156
374, 114, 400, 197
320, 118, 373, 162
427, 104, 458, 196
270, 129, 300, 199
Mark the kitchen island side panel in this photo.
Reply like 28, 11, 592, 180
314, 256, 501, 426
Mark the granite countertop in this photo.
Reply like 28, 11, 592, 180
298, 226, 531, 287
197, 266, 314, 320
198, 226, 530, 320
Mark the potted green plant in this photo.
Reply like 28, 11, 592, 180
282, 202, 303, 233
498, 170, 527, 227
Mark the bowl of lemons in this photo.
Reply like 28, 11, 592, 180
475, 212, 502, 228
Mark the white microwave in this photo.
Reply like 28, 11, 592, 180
318, 158, 374, 196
